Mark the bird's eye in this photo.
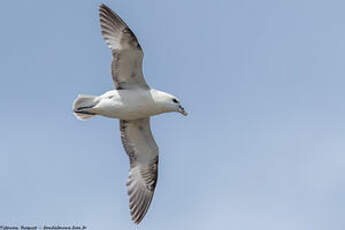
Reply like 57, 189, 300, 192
172, 98, 179, 103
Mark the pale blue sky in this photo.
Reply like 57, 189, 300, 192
1, 0, 345, 229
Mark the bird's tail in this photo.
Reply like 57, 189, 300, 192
73, 94, 98, 120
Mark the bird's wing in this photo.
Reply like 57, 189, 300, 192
99, 4, 149, 90
120, 118, 159, 224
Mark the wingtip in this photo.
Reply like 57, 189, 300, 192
99, 3, 106, 9
131, 212, 145, 225
132, 218, 141, 225
99, 3, 112, 12
98, 3, 110, 14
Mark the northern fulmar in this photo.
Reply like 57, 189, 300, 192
73, 4, 187, 224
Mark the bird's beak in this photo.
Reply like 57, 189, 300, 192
178, 106, 188, 116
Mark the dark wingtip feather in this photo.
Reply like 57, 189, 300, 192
98, 3, 126, 26
99, 3, 109, 10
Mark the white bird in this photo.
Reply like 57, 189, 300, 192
73, 4, 187, 224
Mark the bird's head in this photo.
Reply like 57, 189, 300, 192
170, 97, 188, 116
159, 92, 187, 116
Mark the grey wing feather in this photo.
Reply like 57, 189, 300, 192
120, 118, 159, 224
99, 4, 149, 89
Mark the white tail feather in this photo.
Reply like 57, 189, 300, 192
73, 94, 98, 120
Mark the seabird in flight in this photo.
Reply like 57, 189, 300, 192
73, 4, 187, 224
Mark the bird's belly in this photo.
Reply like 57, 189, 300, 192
102, 104, 158, 120
94, 90, 162, 120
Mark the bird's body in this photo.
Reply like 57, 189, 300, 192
73, 4, 187, 224
75, 88, 177, 120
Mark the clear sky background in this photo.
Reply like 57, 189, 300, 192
1, 0, 345, 229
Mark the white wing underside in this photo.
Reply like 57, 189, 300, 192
120, 118, 159, 224
99, 4, 149, 90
